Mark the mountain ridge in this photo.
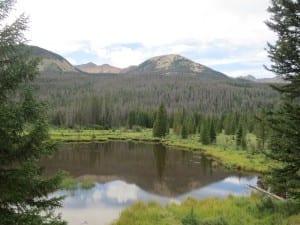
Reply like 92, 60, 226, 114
76, 62, 122, 74
27, 45, 281, 82
120, 54, 230, 80
238, 74, 286, 83
26, 45, 78, 73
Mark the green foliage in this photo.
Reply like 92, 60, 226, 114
254, 109, 268, 151
59, 175, 95, 190
202, 216, 228, 225
200, 119, 210, 145
153, 103, 168, 137
113, 195, 300, 225
265, 0, 300, 201
80, 179, 95, 190
181, 122, 188, 139
172, 109, 183, 135
34, 67, 279, 129
209, 120, 216, 144
186, 114, 196, 135
223, 112, 239, 135
128, 110, 136, 129
0, 1, 64, 224
59, 176, 78, 190
236, 124, 247, 150
181, 208, 200, 225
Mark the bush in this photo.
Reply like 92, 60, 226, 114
202, 216, 228, 225
81, 179, 95, 190
181, 208, 200, 225
132, 125, 142, 132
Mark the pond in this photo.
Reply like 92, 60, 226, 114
41, 141, 257, 225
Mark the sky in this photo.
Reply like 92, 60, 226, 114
12, 0, 277, 78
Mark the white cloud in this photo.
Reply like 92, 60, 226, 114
106, 181, 138, 203
95, 47, 146, 68
65, 57, 77, 65
92, 189, 102, 202
225, 68, 274, 78
13, 0, 276, 77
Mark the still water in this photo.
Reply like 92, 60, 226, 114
41, 142, 257, 225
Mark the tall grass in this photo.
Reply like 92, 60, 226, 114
112, 194, 300, 225
58, 172, 95, 190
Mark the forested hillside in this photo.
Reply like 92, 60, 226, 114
27, 45, 280, 130
35, 70, 279, 129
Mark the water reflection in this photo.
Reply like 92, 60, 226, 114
41, 142, 257, 225
153, 144, 167, 180
55, 177, 256, 225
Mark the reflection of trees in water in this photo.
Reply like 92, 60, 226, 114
89, 143, 101, 167
201, 156, 208, 175
127, 141, 135, 152
41, 142, 251, 196
181, 150, 187, 161
152, 144, 167, 180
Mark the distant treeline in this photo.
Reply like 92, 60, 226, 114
34, 72, 278, 134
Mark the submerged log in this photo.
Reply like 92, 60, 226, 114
247, 184, 285, 201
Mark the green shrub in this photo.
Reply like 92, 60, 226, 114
181, 208, 200, 225
59, 176, 77, 190
80, 179, 95, 190
202, 216, 228, 225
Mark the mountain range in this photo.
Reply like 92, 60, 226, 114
76, 62, 122, 74
237, 74, 285, 83
27, 45, 283, 83
26, 45, 78, 73
31, 45, 280, 128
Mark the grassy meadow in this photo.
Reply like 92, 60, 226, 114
112, 194, 300, 225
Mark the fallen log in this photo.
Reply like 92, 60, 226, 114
247, 184, 285, 201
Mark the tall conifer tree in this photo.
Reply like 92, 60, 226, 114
209, 119, 216, 144
0, 1, 65, 224
200, 118, 210, 145
153, 103, 168, 137
265, 0, 300, 200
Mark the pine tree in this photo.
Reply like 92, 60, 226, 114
186, 114, 196, 135
255, 109, 268, 151
209, 119, 216, 144
181, 122, 188, 139
236, 124, 246, 150
153, 102, 168, 137
236, 124, 243, 148
200, 119, 210, 145
128, 110, 136, 129
265, 0, 300, 200
172, 109, 183, 135
0, 1, 65, 224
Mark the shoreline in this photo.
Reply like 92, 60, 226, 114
50, 129, 276, 174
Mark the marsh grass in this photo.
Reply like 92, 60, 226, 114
50, 129, 157, 142
112, 194, 300, 225
59, 176, 77, 190
58, 173, 95, 190
81, 179, 95, 189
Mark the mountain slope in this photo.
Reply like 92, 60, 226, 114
32, 48, 279, 128
238, 75, 286, 83
123, 54, 229, 80
26, 45, 78, 73
76, 62, 121, 74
